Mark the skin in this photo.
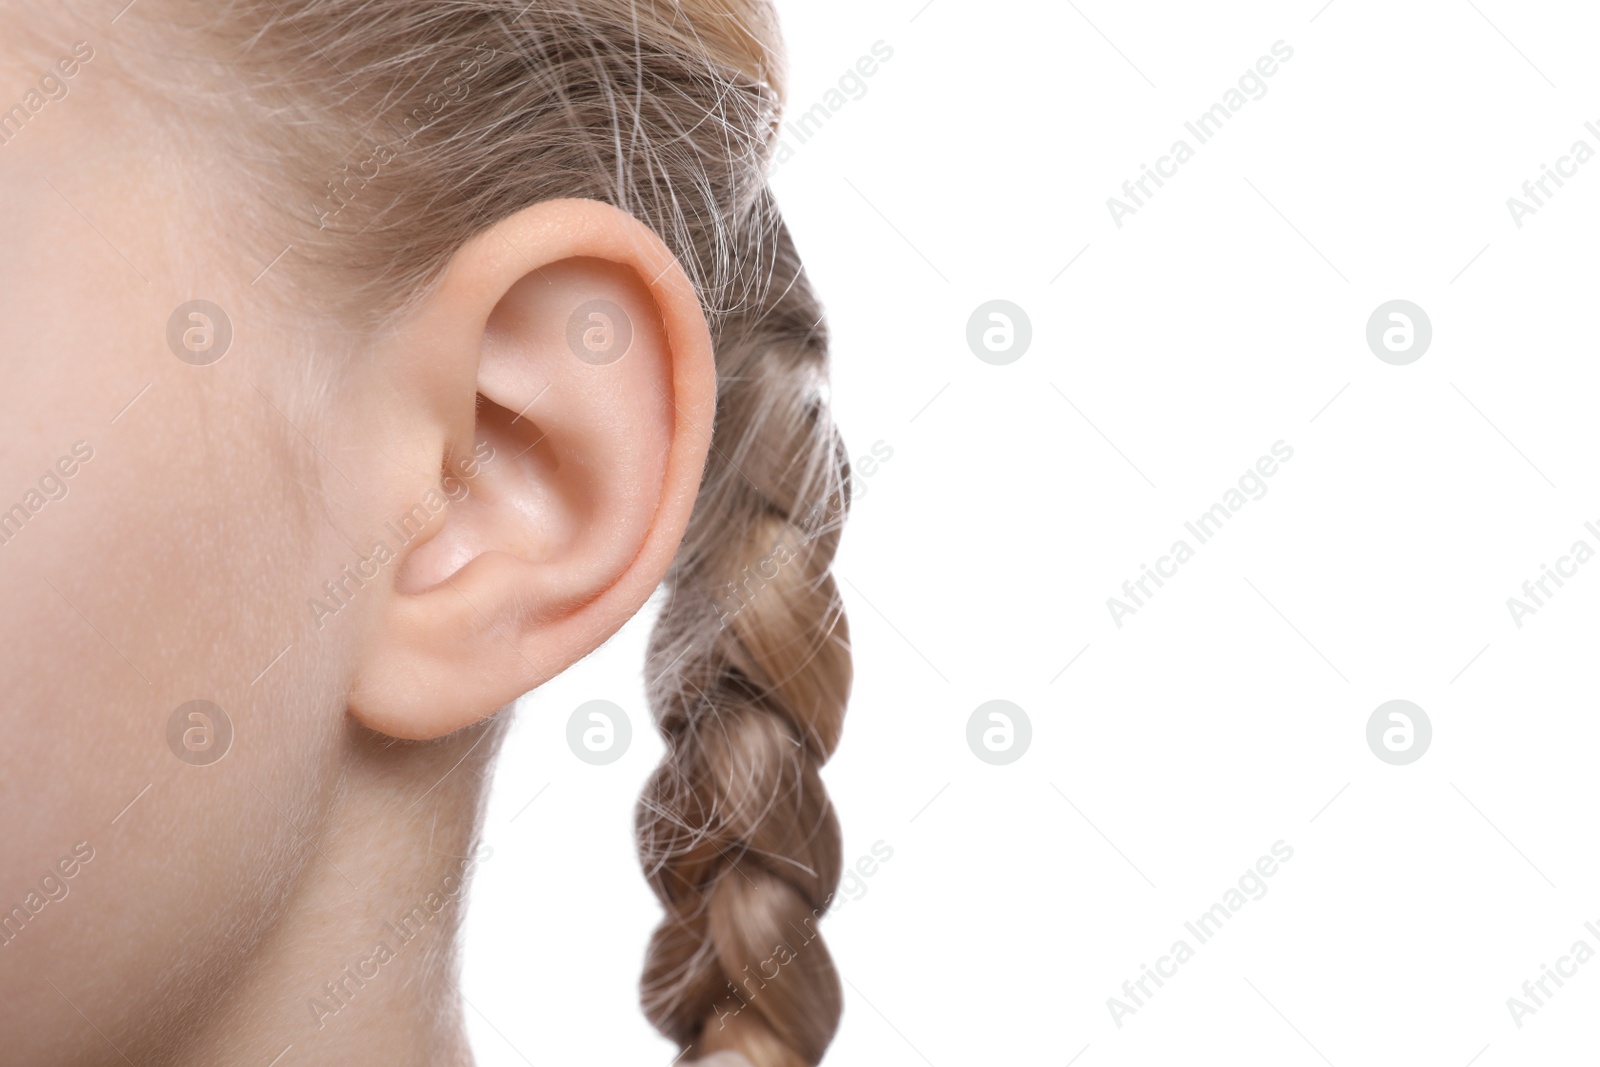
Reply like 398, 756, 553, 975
0, 19, 717, 1066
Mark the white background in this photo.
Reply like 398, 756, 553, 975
463, 2, 1600, 1063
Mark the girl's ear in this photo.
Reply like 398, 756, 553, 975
345, 199, 716, 740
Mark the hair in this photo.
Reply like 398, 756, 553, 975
113, 1, 853, 1063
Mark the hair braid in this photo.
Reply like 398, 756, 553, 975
638, 200, 853, 1067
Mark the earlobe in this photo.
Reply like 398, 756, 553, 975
347, 200, 716, 741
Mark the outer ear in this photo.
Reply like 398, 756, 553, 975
346, 199, 715, 740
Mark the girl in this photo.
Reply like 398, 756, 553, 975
0, 2, 851, 1065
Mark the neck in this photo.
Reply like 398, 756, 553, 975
173, 718, 504, 1067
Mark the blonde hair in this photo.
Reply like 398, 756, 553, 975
124, 1, 853, 1063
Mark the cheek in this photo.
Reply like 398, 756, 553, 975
0, 161, 361, 1048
